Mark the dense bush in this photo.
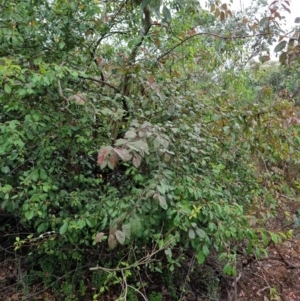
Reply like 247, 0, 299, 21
1, 0, 300, 299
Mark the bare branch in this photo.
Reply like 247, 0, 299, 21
79, 75, 120, 92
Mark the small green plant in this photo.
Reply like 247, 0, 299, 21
127, 288, 138, 301
149, 292, 163, 301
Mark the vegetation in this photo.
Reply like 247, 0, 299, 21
1, 0, 300, 300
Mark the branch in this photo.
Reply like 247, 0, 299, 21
57, 79, 76, 115
155, 32, 276, 65
78, 75, 120, 92
90, 234, 175, 272
90, 0, 129, 59
120, 7, 153, 98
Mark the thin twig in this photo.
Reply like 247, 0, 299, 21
79, 75, 120, 92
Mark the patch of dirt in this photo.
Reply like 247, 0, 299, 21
237, 238, 300, 301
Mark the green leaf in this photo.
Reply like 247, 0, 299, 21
259, 17, 268, 26
197, 250, 205, 264
164, 247, 172, 258
42, 185, 49, 192
223, 262, 232, 275
270, 232, 278, 244
25, 209, 34, 220
153, 137, 161, 149
261, 231, 269, 246
279, 52, 287, 64
158, 194, 167, 209
130, 216, 143, 237
40, 169, 47, 180
195, 228, 206, 239
128, 37, 142, 48
162, 6, 172, 23
59, 41, 65, 49
32, 113, 40, 122
188, 228, 195, 239
4, 84, 11, 94
84, 219, 92, 228
274, 40, 287, 53
1, 166, 10, 174
140, 0, 151, 11
37, 223, 47, 233
146, 190, 156, 198
202, 244, 209, 257
157, 184, 165, 194
59, 221, 69, 235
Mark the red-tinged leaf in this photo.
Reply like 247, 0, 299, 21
221, 3, 227, 10
187, 29, 196, 36
11, 293, 20, 300
284, 0, 290, 6
220, 11, 225, 21
259, 55, 270, 63
154, 39, 160, 46
279, 52, 287, 64
132, 154, 142, 168
270, 0, 278, 6
113, 148, 132, 162
149, 75, 155, 85
164, 153, 171, 162
227, 10, 232, 17
109, 152, 118, 169
108, 233, 117, 249
115, 230, 125, 245
281, 4, 290, 13
96, 57, 103, 65
95, 232, 105, 243
97, 146, 113, 165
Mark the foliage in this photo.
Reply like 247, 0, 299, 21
1, 0, 300, 299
